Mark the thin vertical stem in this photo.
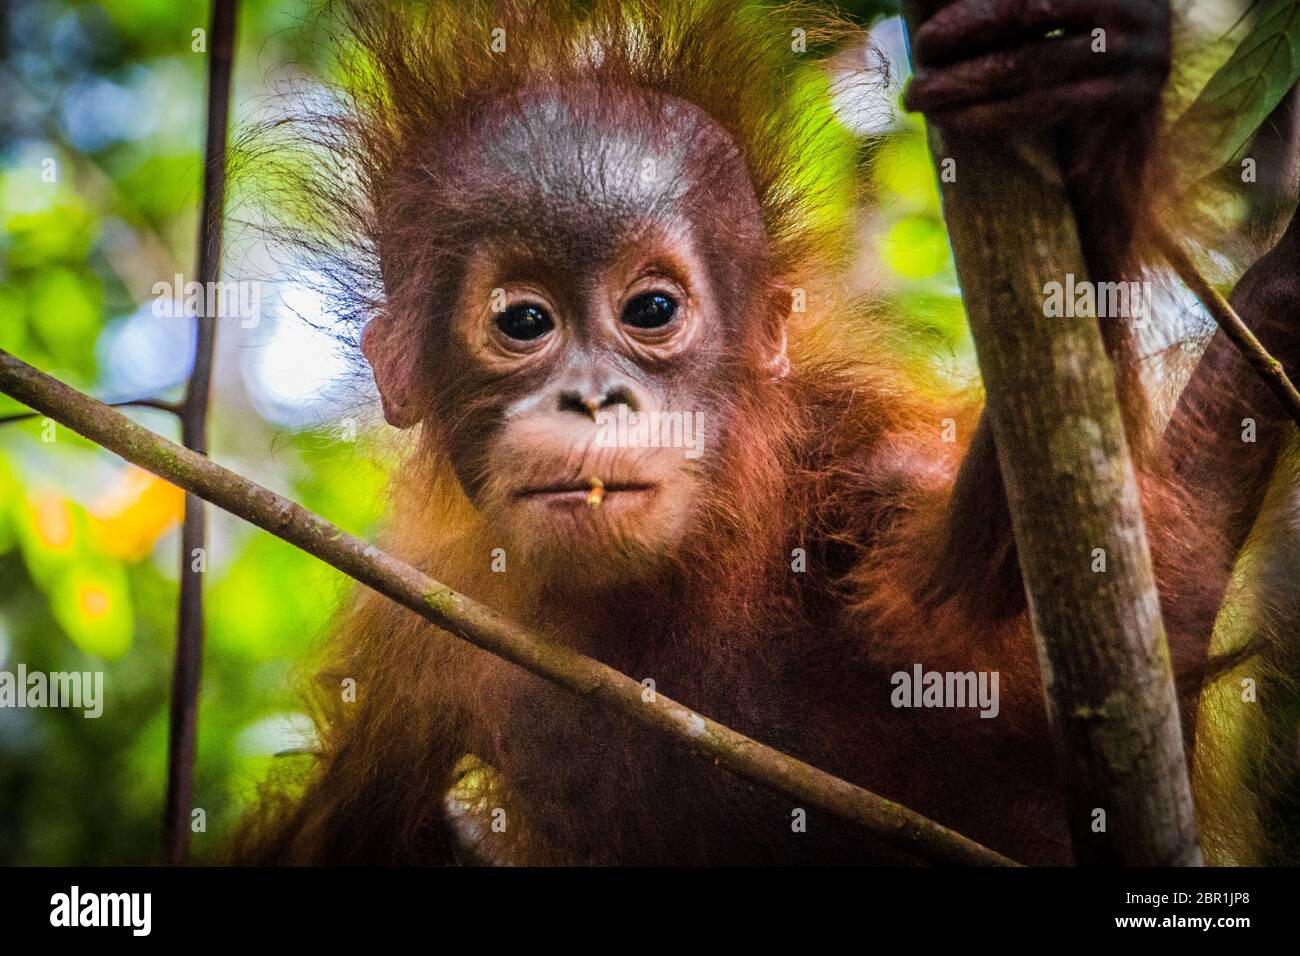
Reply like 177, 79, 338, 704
163, 0, 238, 866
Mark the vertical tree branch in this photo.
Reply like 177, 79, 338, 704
901, 2, 1201, 865
163, 0, 237, 866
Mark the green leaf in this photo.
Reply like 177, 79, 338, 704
1170, 0, 1300, 189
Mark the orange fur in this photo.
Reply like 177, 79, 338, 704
232, 0, 1300, 865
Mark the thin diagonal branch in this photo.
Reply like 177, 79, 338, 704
0, 348, 1017, 868
0, 398, 179, 426
1156, 228, 1300, 428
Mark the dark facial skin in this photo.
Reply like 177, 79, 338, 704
374, 86, 785, 581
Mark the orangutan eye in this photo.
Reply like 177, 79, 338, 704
496, 303, 554, 341
621, 292, 678, 330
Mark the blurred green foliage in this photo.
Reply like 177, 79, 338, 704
0, 0, 391, 864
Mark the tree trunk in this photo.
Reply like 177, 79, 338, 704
901, 1, 1202, 865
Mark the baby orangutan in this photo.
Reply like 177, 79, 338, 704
239, 0, 1300, 865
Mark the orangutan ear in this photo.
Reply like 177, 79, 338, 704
763, 285, 792, 381
360, 317, 422, 428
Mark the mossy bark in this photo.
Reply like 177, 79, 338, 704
902, 0, 1201, 866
